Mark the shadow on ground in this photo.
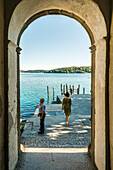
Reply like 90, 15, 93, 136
21, 117, 91, 148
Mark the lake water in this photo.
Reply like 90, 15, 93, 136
20, 73, 91, 120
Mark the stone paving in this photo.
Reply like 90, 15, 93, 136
21, 116, 91, 148
15, 94, 97, 170
21, 94, 91, 148
15, 150, 97, 170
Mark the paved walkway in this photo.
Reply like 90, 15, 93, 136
15, 94, 97, 170
15, 149, 97, 170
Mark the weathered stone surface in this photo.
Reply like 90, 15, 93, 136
15, 151, 97, 170
109, 2, 113, 169
8, 112, 14, 133
8, 41, 18, 170
0, 0, 5, 169
0, 96, 2, 118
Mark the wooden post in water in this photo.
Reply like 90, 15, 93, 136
77, 85, 80, 94
47, 86, 49, 103
83, 87, 85, 94
73, 85, 74, 94
69, 85, 71, 94
61, 84, 63, 95
63, 85, 65, 94
66, 84, 68, 92
78, 84, 80, 94
53, 87, 55, 100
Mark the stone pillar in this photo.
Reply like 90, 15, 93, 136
109, 3, 113, 169
94, 38, 106, 170
16, 47, 22, 152
0, 0, 5, 169
89, 44, 96, 161
8, 40, 18, 170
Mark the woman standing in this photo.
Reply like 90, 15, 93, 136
62, 92, 72, 125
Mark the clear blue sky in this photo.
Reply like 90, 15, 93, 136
20, 15, 91, 70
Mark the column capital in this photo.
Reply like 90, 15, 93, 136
8, 40, 17, 49
89, 44, 96, 54
16, 47, 22, 55
8, 40, 22, 54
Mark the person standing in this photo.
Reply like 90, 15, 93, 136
62, 92, 72, 125
38, 98, 46, 134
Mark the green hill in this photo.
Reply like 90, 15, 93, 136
21, 66, 91, 73
44, 66, 91, 73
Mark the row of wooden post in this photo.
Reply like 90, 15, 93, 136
61, 84, 85, 95
47, 86, 55, 103
47, 84, 85, 103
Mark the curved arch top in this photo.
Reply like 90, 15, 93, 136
8, 0, 107, 45
17, 9, 95, 46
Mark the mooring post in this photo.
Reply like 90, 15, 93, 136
83, 87, 85, 94
73, 85, 74, 94
53, 87, 55, 100
63, 85, 65, 94
66, 84, 68, 92
61, 84, 63, 95
78, 84, 80, 94
77, 85, 80, 94
47, 86, 49, 103
69, 85, 71, 94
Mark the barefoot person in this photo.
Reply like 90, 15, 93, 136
62, 92, 72, 125
38, 98, 46, 134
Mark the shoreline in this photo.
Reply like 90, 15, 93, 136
20, 72, 91, 74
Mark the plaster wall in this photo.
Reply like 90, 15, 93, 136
109, 2, 113, 169
0, 0, 5, 169
8, 41, 18, 170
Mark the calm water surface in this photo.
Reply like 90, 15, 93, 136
20, 73, 91, 119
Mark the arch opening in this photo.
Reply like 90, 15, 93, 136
21, 15, 91, 121
7, 1, 107, 170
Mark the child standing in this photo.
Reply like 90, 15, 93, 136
38, 98, 46, 134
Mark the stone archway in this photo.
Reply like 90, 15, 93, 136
8, 1, 107, 170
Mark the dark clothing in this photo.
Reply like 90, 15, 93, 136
39, 103, 46, 132
40, 114, 45, 132
70, 89, 73, 95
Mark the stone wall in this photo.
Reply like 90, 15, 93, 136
110, 0, 113, 169
0, 0, 5, 169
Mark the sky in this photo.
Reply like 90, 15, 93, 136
20, 15, 91, 70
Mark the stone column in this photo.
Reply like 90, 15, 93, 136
89, 44, 96, 160
0, 0, 5, 169
109, 3, 113, 169
8, 40, 18, 170
16, 47, 22, 152
94, 37, 106, 170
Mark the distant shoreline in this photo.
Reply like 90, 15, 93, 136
21, 66, 91, 74
20, 72, 90, 74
